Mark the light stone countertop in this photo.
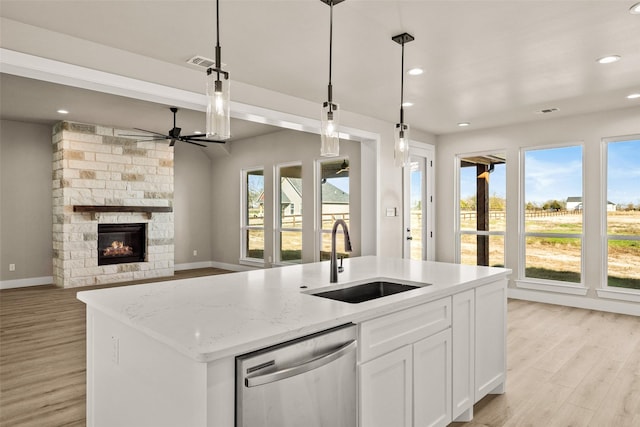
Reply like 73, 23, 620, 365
77, 256, 511, 362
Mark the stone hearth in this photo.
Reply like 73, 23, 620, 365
52, 121, 174, 288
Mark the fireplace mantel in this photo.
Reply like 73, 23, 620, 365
73, 205, 173, 219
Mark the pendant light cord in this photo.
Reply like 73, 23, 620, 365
400, 40, 405, 124
327, 1, 334, 107
215, 0, 221, 76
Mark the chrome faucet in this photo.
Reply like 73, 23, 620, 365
330, 219, 352, 283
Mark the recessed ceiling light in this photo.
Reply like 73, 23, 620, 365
597, 55, 621, 64
402, 102, 414, 107
630, 2, 640, 14
458, 122, 470, 127
627, 93, 640, 99
407, 68, 423, 76
57, 109, 69, 114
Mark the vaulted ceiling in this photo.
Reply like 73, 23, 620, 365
1, 0, 639, 138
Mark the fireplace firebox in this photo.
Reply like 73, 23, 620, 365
97, 223, 146, 265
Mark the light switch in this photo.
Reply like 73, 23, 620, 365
386, 208, 397, 217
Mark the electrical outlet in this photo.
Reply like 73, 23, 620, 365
9, 264, 15, 272
111, 336, 119, 365
193, 250, 198, 257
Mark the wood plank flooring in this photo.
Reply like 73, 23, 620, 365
0, 268, 231, 427
1, 276, 639, 426
452, 299, 640, 427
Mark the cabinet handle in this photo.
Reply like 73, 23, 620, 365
245, 340, 356, 387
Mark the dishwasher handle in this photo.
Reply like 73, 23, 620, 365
245, 340, 356, 388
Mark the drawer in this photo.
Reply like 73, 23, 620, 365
359, 297, 451, 362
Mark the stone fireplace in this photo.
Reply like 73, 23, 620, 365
52, 121, 174, 288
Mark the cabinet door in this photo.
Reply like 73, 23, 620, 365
359, 345, 412, 427
452, 289, 474, 421
413, 329, 452, 427
475, 280, 507, 402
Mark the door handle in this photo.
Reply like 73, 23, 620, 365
245, 340, 356, 388
406, 236, 413, 240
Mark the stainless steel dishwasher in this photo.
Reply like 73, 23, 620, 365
236, 323, 357, 427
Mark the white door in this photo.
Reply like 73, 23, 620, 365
404, 143, 435, 260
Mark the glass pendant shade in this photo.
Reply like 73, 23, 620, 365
206, 72, 230, 140
320, 102, 340, 157
394, 123, 410, 167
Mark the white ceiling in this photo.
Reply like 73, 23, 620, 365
1, 0, 639, 137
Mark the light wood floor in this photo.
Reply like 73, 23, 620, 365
1, 279, 639, 427
0, 268, 231, 427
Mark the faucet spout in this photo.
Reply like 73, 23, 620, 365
330, 219, 352, 283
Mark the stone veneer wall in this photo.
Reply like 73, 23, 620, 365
52, 121, 174, 288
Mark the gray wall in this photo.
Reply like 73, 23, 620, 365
0, 120, 53, 280
0, 119, 214, 283
211, 129, 361, 267
173, 143, 213, 265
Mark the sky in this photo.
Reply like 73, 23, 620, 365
458, 140, 640, 207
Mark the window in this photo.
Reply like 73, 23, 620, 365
242, 168, 264, 261
319, 158, 350, 261
457, 153, 506, 267
276, 164, 303, 264
521, 145, 583, 285
605, 137, 640, 290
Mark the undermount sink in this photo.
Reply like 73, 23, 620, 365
311, 280, 427, 304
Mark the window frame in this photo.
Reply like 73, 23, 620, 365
516, 142, 587, 295
240, 166, 266, 267
597, 135, 640, 302
316, 156, 350, 262
454, 150, 507, 267
274, 161, 303, 265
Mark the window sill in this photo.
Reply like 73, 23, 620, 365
515, 279, 588, 296
597, 287, 640, 303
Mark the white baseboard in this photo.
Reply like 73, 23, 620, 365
0, 276, 53, 290
175, 261, 256, 272
174, 261, 215, 271
210, 261, 257, 272
508, 288, 640, 316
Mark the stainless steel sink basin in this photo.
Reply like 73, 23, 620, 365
311, 281, 425, 304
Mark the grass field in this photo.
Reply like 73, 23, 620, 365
460, 210, 640, 289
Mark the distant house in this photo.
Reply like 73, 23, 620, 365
258, 178, 349, 216
566, 197, 616, 211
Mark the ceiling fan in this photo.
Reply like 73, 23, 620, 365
122, 107, 227, 147
336, 159, 349, 174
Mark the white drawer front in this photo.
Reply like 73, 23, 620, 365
359, 297, 451, 362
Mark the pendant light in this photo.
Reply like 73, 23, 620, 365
392, 32, 414, 168
206, 0, 230, 140
320, 0, 345, 157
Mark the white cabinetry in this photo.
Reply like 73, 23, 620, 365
360, 345, 413, 427
413, 328, 452, 427
359, 279, 507, 427
452, 289, 475, 421
359, 297, 452, 427
474, 279, 507, 401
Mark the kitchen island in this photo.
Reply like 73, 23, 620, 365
78, 256, 510, 427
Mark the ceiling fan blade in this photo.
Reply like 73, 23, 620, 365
132, 128, 168, 137
183, 139, 207, 148
169, 139, 176, 147
184, 136, 228, 144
